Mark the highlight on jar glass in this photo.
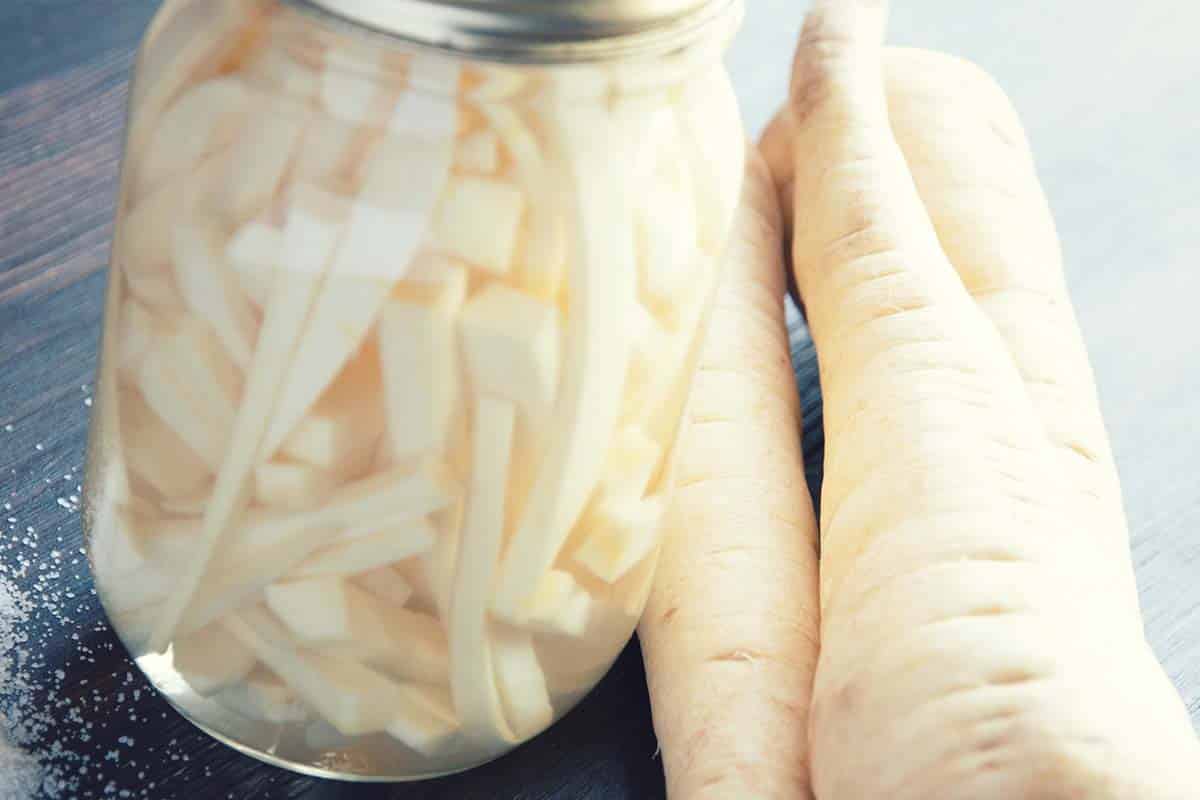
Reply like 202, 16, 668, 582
82, 0, 746, 780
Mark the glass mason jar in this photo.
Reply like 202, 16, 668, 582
83, 0, 745, 781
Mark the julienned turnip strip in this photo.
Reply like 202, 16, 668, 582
227, 606, 458, 751
477, 103, 565, 299
491, 99, 637, 625
176, 465, 455, 636
146, 186, 348, 653
448, 396, 531, 744
258, 204, 425, 459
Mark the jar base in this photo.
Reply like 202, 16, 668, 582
136, 651, 507, 782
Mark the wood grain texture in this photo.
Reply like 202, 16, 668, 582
1, 1, 1197, 798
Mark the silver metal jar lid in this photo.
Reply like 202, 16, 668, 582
286, 0, 742, 63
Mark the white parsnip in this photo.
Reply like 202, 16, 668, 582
758, 3, 1200, 798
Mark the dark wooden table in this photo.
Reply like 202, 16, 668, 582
2, 2, 1197, 799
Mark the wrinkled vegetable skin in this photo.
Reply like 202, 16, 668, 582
765, 2, 1200, 798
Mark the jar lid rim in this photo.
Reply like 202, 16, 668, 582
285, 0, 743, 63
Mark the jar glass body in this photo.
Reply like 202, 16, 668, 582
83, 0, 745, 780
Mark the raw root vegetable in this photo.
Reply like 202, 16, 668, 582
635, 149, 820, 800
172, 621, 256, 695
757, 3, 1200, 798
459, 286, 561, 424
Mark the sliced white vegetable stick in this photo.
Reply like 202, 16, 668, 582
279, 344, 384, 476
355, 566, 414, 609
260, 200, 427, 458
226, 221, 282, 309
138, 77, 252, 195
519, 570, 593, 638
431, 177, 524, 275
227, 606, 420, 737
177, 522, 342, 637
491, 625, 553, 740
460, 285, 561, 423
492, 102, 636, 622
236, 464, 455, 554
421, 495, 463, 620
171, 220, 260, 368
217, 667, 308, 723
604, 427, 664, 498
455, 129, 500, 174
572, 493, 665, 583
357, 134, 454, 213
147, 186, 349, 652
478, 103, 565, 298
121, 387, 212, 502
172, 620, 257, 695
293, 523, 435, 578
385, 683, 460, 757
449, 396, 519, 744
136, 315, 241, 471
344, 604, 450, 687
265, 576, 365, 645
379, 267, 467, 460
254, 459, 336, 510
243, 42, 318, 102
222, 106, 306, 221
